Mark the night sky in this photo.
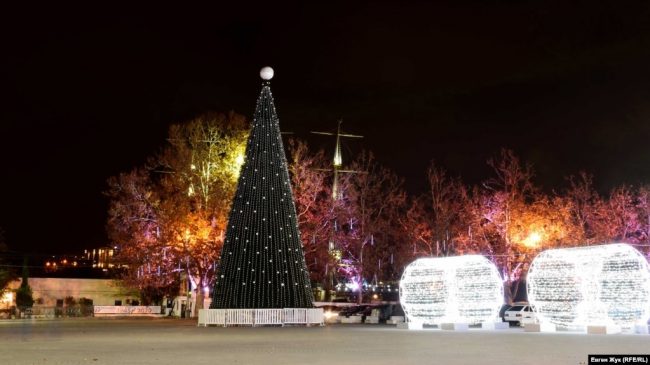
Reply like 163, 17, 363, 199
2, 1, 650, 255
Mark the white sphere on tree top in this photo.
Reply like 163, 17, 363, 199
399, 255, 503, 326
527, 243, 650, 330
260, 66, 274, 80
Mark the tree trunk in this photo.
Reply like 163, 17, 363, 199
194, 290, 204, 317
503, 280, 514, 306
357, 282, 363, 304
193, 276, 204, 317
323, 266, 333, 302
511, 279, 522, 303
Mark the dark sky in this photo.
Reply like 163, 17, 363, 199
2, 1, 650, 255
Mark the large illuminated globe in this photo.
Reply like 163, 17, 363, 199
399, 255, 503, 325
527, 243, 650, 329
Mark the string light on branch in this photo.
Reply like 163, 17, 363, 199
527, 243, 650, 329
399, 255, 503, 325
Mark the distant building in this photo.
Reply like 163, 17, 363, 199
37, 246, 126, 277
0, 245, 136, 311
44, 254, 87, 272
84, 246, 125, 269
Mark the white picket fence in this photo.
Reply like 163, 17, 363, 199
198, 308, 324, 327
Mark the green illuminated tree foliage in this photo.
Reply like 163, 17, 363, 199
15, 259, 34, 309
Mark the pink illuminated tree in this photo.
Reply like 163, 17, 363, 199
287, 139, 335, 284
635, 185, 650, 257
340, 151, 408, 302
399, 162, 470, 258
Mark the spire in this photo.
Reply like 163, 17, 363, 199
311, 120, 364, 201
333, 120, 343, 168
211, 67, 314, 309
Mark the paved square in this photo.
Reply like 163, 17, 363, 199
0, 319, 648, 364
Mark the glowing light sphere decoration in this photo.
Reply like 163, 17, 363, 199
260, 66, 274, 80
399, 255, 503, 325
527, 243, 650, 329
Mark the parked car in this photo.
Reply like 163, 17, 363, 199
337, 305, 381, 324
504, 305, 536, 326
338, 305, 369, 318
318, 305, 346, 322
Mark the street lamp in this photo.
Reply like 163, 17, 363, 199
522, 231, 542, 248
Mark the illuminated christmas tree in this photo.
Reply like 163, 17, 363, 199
210, 67, 314, 309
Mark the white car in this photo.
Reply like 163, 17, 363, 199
503, 305, 536, 326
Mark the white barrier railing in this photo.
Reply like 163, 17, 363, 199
283, 308, 305, 324
227, 309, 254, 325
255, 309, 283, 326
306, 308, 324, 324
198, 308, 324, 327
199, 309, 226, 325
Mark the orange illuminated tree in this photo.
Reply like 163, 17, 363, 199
455, 150, 582, 304
106, 112, 248, 312
0, 228, 16, 296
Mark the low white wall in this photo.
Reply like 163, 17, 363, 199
94, 306, 162, 316
7, 278, 140, 306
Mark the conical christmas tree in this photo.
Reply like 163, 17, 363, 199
211, 67, 314, 309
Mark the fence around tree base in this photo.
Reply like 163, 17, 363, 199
198, 308, 324, 327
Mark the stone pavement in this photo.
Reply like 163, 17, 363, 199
0, 318, 647, 365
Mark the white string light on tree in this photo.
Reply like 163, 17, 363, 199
527, 243, 650, 330
399, 255, 503, 325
